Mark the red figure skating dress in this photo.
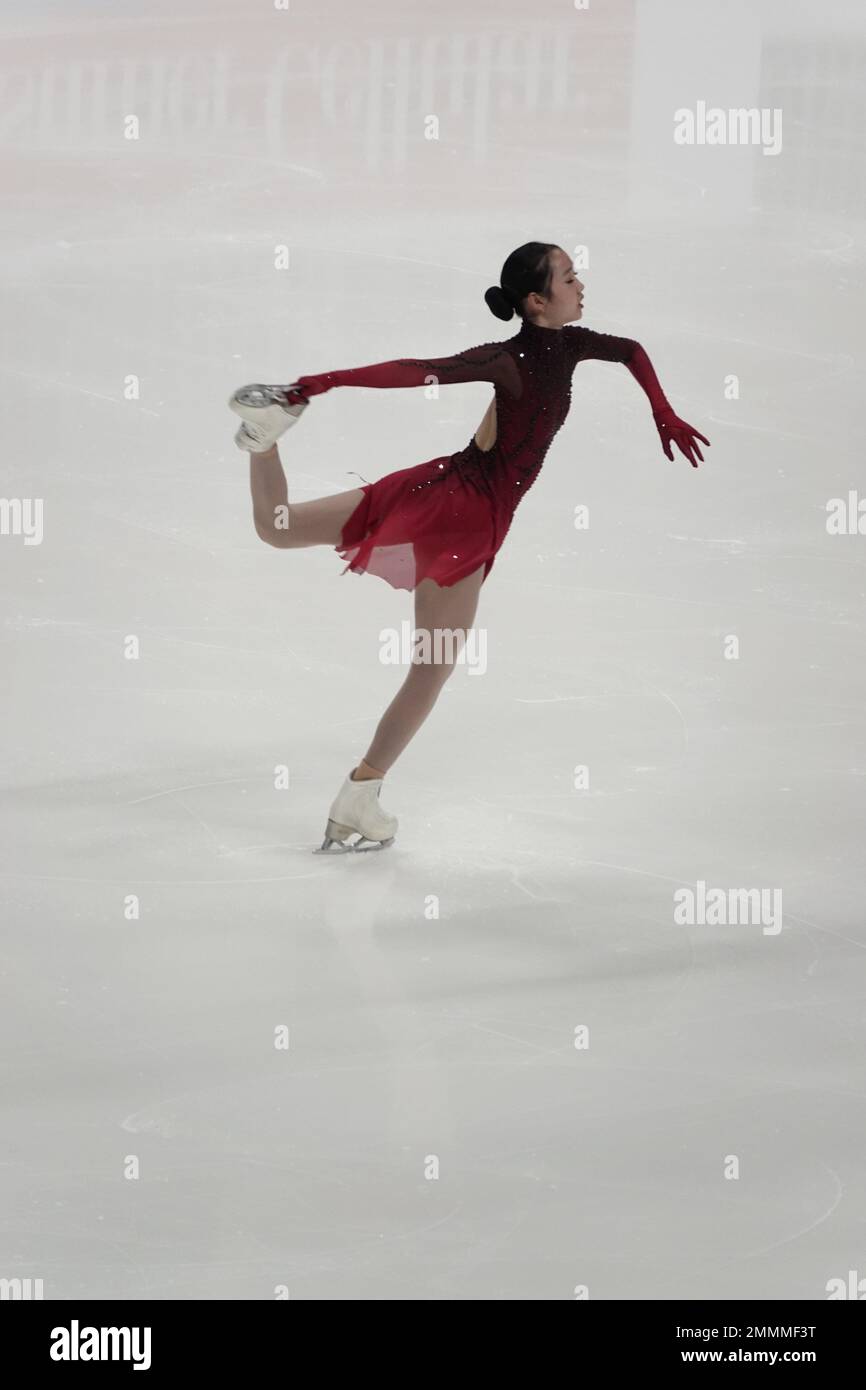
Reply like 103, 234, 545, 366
294, 320, 652, 592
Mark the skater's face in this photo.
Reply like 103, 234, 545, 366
525, 248, 584, 328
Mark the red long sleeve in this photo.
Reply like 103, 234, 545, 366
292, 329, 675, 422
624, 343, 673, 417
565, 327, 673, 417
296, 343, 518, 398
566, 325, 639, 364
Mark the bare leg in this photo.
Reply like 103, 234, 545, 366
249, 442, 364, 548
248, 444, 485, 776
358, 563, 485, 775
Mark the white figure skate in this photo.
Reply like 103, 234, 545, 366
314, 769, 398, 854
229, 382, 308, 453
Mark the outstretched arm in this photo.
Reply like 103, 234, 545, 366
567, 325, 710, 468
291, 343, 518, 399
626, 344, 710, 467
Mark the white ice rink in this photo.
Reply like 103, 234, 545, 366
1, 0, 864, 1300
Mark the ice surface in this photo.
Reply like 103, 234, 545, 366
0, 0, 864, 1300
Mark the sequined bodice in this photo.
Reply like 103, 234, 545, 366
368, 319, 636, 517
449, 319, 581, 506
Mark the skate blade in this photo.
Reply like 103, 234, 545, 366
313, 837, 354, 855
313, 836, 395, 855
315, 817, 397, 850
228, 384, 307, 418
352, 835, 395, 853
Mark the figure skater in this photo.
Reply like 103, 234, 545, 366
229, 242, 710, 853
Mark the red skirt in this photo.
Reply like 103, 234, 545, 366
335, 454, 504, 592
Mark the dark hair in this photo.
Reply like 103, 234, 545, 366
484, 241, 559, 321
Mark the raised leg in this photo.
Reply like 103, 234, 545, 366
249, 442, 364, 548
357, 563, 485, 775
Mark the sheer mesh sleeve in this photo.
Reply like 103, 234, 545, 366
295, 343, 521, 399
565, 325, 639, 365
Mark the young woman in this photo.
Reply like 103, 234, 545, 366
230, 242, 710, 854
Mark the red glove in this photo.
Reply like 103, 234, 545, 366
291, 346, 511, 400
653, 405, 710, 468
293, 360, 451, 399
626, 343, 710, 468
291, 373, 335, 399
291, 364, 436, 403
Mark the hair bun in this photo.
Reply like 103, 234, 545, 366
484, 285, 514, 321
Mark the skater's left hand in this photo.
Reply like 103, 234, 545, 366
292, 375, 329, 400
653, 407, 710, 468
